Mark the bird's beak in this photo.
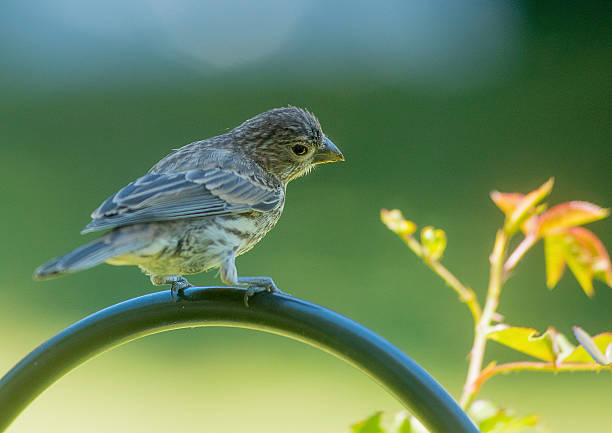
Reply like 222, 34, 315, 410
314, 136, 344, 164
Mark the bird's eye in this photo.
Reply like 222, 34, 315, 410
291, 144, 309, 156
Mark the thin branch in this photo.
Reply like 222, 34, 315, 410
504, 233, 538, 272
400, 233, 482, 323
473, 361, 612, 396
460, 229, 508, 409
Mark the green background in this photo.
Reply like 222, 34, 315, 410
1, 2, 610, 432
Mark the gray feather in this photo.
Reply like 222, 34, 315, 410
33, 229, 151, 279
82, 168, 283, 234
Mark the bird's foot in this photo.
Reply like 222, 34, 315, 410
237, 277, 287, 307
161, 275, 193, 301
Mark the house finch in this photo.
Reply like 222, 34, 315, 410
34, 107, 344, 304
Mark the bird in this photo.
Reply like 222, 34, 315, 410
34, 106, 344, 305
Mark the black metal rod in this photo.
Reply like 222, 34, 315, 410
0, 287, 479, 433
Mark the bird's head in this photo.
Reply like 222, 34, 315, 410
232, 107, 344, 183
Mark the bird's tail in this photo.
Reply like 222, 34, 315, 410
33, 229, 150, 280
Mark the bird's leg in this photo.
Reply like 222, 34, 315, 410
151, 275, 192, 300
220, 252, 286, 306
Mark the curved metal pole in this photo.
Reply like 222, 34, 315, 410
0, 287, 479, 433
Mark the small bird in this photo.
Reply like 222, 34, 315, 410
34, 107, 344, 304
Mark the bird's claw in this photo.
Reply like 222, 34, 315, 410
238, 277, 287, 307
163, 276, 193, 301
243, 286, 266, 307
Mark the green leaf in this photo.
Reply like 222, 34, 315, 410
563, 240, 595, 296
487, 326, 569, 362
480, 411, 539, 433
544, 235, 566, 289
351, 412, 388, 433
563, 328, 612, 365
392, 412, 430, 433
395, 413, 413, 433
537, 201, 610, 237
554, 331, 577, 361
468, 400, 499, 423
469, 400, 539, 433
420, 226, 447, 260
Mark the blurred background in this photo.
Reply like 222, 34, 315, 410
1, 1, 611, 431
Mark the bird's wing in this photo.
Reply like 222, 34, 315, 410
81, 168, 283, 234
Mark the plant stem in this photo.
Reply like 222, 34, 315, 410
400, 234, 482, 323
472, 361, 612, 396
459, 230, 508, 408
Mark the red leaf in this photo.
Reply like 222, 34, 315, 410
568, 227, 612, 287
490, 191, 524, 216
548, 227, 612, 296
505, 178, 554, 234
537, 201, 610, 237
